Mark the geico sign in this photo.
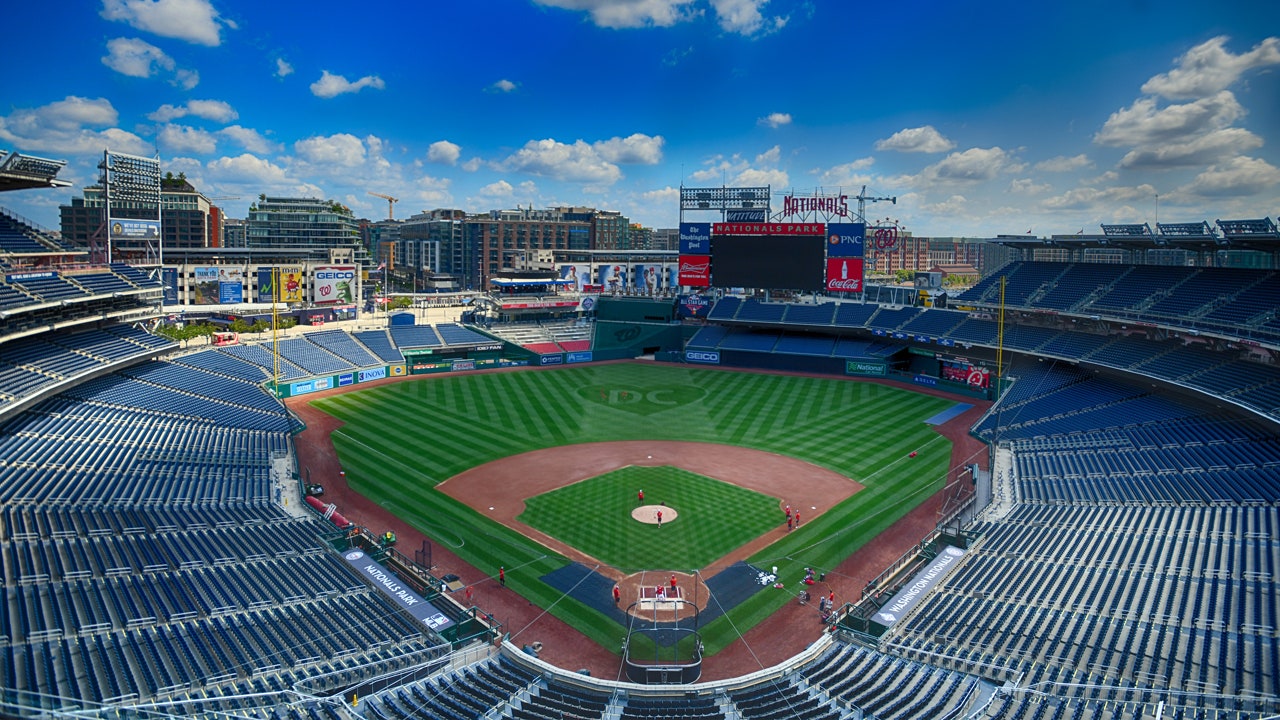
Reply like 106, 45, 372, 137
316, 271, 355, 280
686, 351, 719, 362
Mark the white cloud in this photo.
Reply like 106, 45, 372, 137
758, 112, 791, 129
875, 125, 955, 153
594, 133, 664, 164
687, 150, 787, 187
310, 70, 386, 98
412, 174, 454, 207
641, 186, 680, 203
489, 79, 518, 93
275, 58, 294, 78
158, 123, 216, 154
1094, 91, 1244, 147
102, 37, 172, 77
710, 0, 788, 36
1118, 127, 1263, 169
461, 157, 484, 172
1041, 183, 1158, 211
148, 99, 238, 123
1034, 154, 1092, 172
500, 138, 622, 184
102, 37, 198, 88
480, 180, 515, 197
219, 125, 280, 154
1010, 178, 1051, 195
206, 153, 292, 184
294, 133, 367, 167
1181, 156, 1280, 197
427, 140, 462, 165
922, 147, 1017, 183
754, 145, 780, 164
0, 96, 152, 156
809, 157, 875, 187
101, 0, 227, 46
1141, 36, 1280, 100
734, 167, 788, 186
534, 0, 700, 29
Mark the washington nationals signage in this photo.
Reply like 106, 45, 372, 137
711, 222, 824, 236
782, 193, 849, 218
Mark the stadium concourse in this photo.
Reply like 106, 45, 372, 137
0, 190, 1278, 718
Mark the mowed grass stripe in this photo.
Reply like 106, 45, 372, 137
311, 363, 959, 654
519, 467, 779, 572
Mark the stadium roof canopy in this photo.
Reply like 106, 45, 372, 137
0, 150, 71, 192
989, 217, 1280, 252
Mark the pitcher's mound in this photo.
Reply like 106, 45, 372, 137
632, 504, 678, 524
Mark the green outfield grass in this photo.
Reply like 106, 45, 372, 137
312, 362, 956, 654
519, 466, 780, 572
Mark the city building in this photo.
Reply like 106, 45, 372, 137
461, 208, 591, 289
59, 174, 224, 261
244, 196, 365, 263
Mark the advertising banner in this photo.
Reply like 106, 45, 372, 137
217, 266, 243, 304
160, 267, 178, 304
108, 218, 160, 241
678, 223, 711, 254
192, 266, 220, 305
678, 255, 710, 287
256, 268, 275, 302
665, 264, 678, 290
597, 264, 628, 292
677, 294, 712, 318
725, 209, 766, 222
846, 360, 887, 376
339, 549, 455, 631
872, 546, 966, 627
280, 266, 303, 302
967, 365, 991, 389
826, 258, 864, 293
565, 351, 593, 363
826, 223, 865, 258
634, 264, 662, 294
539, 354, 564, 365
313, 266, 356, 304
685, 350, 720, 364
359, 367, 387, 382
559, 264, 586, 291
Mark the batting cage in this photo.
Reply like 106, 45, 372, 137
622, 585, 704, 684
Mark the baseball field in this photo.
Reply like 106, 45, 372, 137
311, 362, 955, 653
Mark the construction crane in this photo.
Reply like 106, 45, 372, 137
368, 192, 399, 220
853, 185, 895, 223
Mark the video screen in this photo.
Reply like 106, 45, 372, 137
711, 234, 825, 291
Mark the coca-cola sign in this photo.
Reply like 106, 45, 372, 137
826, 258, 863, 293
678, 254, 710, 287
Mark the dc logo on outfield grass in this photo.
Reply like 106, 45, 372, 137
578, 385, 706, 415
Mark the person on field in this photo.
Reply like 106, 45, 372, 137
613, 584, 621, 604
499, 566, 505, 587
638, 489, 644, 504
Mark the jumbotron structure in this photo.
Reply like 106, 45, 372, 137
0, 161, 1277, 719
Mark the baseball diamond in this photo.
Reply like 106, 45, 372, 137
308, 361, 957, 660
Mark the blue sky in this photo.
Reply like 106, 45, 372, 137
1, 0, 1278, 237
